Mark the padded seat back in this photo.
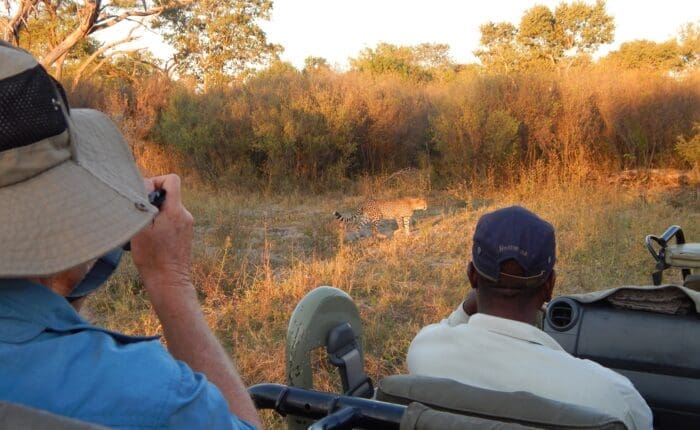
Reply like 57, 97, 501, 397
377, 375, 626, 430
665, 243, 700, 269
400, 402, 539, 430
0, 402, 106, 429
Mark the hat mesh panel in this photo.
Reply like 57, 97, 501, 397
0, 65, 67, 152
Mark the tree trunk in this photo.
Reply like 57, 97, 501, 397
1, 0, 40, 45
40, 0, 100, 68
54, 52, 68, 80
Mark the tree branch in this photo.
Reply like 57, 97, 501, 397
38, 0, 191, 69
72, 26, 138, 88
88, 47, 144, 79
90, 0, 194, 34
1, 0, 40, 44
40, 0, 100, 67
91, 6, 164, 33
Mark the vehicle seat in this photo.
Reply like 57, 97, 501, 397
685, 274, 700, 291
665, 243, 700, 269
0, 401, 106, 429
400, 402, 539, 430
376, 375, 626, 430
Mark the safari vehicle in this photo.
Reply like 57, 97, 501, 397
249, 225, 700, 430
2, 226, 698, 429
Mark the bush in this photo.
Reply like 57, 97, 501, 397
155, 86, 256, 181
677, 124, 700, 168
79, 59, 700, 191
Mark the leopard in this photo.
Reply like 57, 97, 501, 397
334, 197, 428, 238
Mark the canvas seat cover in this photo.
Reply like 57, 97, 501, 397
563, 284, 700, 314
377, 375, 626, 430
665, 243, 700, 269
401, 402, 539, 430
0, 401, 106, 429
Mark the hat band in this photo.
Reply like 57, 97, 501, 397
0, 134, 71, 187
473, 261, 548, 288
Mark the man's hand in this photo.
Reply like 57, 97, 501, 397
131, 174, 194, 298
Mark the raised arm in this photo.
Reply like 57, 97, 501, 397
130, 174, 261, 428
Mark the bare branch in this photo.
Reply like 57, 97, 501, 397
1, 0, 41, 44
39, 0, 100, 67
91, 0, 194, 34
72, 26, 138, 88
87, 47, 144, 79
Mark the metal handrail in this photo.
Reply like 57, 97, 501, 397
248, 383, 405, 430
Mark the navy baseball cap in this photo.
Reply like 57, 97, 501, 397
472, 206, 556, 287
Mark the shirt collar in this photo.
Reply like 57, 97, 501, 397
0, 278, 157, 344
468, 313, 565, 351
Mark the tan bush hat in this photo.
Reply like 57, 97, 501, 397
0, 42, 157, 277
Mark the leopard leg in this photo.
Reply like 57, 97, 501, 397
373, 220, 386, 239
403, 216, 411, 235
395, 218, 403, 235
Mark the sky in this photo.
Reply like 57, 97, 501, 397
98, 0, 700, 69
260, 0, 700, 69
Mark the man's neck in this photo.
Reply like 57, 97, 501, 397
477, 307, 539, 326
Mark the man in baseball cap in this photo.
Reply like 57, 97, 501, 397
407, 206, 652, 429
0, 41, 260, 428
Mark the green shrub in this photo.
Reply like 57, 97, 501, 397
676, 124, 700, 168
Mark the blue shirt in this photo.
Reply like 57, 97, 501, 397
0, 279, 256, 429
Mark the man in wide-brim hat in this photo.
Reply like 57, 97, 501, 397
0, 41, 260, 429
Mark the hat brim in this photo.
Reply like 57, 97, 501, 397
0, 109, 156, 277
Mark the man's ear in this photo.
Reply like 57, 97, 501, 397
467, 262, 478, 289
542, 270, 556, 302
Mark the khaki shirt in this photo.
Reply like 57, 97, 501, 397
407, 307, 653, 430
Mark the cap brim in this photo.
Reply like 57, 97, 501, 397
0, 109, 156, 276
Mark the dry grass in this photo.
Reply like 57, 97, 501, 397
86, 176, 699, 428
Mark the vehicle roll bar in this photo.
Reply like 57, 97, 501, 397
646, 225, 689, 284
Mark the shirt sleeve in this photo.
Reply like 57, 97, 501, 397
605, 373, 654, 430
445, 304, 470, 326
166, 360, 257, 430
407, 304, 469, 375
581, 359, 653, 430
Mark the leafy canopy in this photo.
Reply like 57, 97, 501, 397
350, 42, 453, 81
475, 0, 614, 72
156, 0, 282, 85
1, 0, 280, 84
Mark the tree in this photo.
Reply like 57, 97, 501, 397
604, 39, 683, 71
554, 0, 614, 55
476, 0, 614, 73
678, 21, 700, 69
349, 42, 453, 81
303, 56, 330, 73
156, 0, 282, 85
412, 43, 452, 69
474, 22, 520, 74
518, 5, 560, 67
0, 0, 279, 83
351, 43, 420, 78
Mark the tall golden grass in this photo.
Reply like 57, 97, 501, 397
85, 173, 699, 428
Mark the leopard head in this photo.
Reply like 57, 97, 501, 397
412, 198, 428, 211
